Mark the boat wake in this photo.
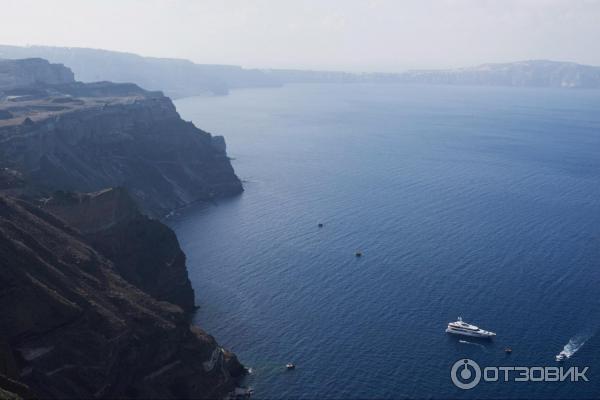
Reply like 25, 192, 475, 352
458, 339, 488, 351
556, 333, 592, 361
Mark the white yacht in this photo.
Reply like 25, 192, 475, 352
446, 317, 496, 338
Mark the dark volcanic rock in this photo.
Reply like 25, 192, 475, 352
42, 187, 196, 311
0, 338, 34, 399
0, 59, 246, 398
211, 135, 227, 154
0, 169, 24, 191
0, 194, 243, 399
0, 373, 33, 400
0, 79, 243, 217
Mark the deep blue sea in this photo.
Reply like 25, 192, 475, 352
171, 84, 600, 399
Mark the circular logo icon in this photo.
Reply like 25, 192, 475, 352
451, 359, 481, 390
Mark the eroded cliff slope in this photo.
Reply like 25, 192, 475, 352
0, 194, 244, 399
0, 69, 242, 217
0, 59, 246, 399
42, 187, 196, 311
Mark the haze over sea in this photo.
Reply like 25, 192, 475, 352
170, 84, 600, 399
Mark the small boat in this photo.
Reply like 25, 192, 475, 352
286, 363, 295, 370
355, 251, 363, 257
504, 347, 512, 354
555, 352, 567, 362
445, 317, 496, 338
318, 223, 324, 228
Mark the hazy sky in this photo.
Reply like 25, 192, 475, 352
2, 0, 599, 71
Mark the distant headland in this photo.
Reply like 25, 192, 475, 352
1, 45, 599, 98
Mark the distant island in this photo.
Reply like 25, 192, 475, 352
390, 60, 600, 89
1, 45, 599, 98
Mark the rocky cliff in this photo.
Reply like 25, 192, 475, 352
42, 187, 196, 311
0, 58, 74, 91
0, 80, 242, 218
0, 60, 246, 398
0, 194, 244, 399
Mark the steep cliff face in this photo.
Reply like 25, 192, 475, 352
0, 58, 74, 91
42, 187, 196, 311
0, 194, 244, 399
0, 81, 243, 217
0, 60, 247, 398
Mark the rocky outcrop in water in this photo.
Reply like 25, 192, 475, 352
0, 194, 243, 398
